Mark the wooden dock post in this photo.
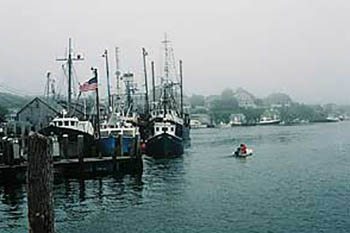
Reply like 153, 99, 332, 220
27, 133, 54, 233
20, 124, 25, 157
62, 134, 68, 159
135, 135, 141, 158
77, 135, 84, 172
117, 133, 123, 157
5, 139, 14, 165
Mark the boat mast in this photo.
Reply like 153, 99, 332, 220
179, 60, 184, 117
68, 38, 72, 112
142, 48, 149, 115
151, 61, 156, 104
115, 47, 120, 103
163, 33, 170, 82
56, 38, 83, 114
162, 33, 170, 112
102, 49, 111, 110
45, 72, 51, 99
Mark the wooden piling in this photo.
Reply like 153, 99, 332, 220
135, 135, 141, 157
20, 124, 25, 157
112, 136, 117, 172
117, 133, 123, 157
62, 134, 68, 159
5, 139, 14, 165
77, 135, 84, 171
27, 133, 54, 233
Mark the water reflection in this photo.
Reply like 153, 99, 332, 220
0, 183, 27, 232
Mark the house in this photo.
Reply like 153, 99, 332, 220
16, 97, 64, 131
233, 88, 257, 108
263, 93, 292, 108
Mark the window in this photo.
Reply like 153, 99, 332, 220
58, 121, 63, 126
64, 121, 69, 126
70, 121, 75, 126
156, 127, 159, 132
171, 127, 174, 132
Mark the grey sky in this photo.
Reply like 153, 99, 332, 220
0, 0, 349, 104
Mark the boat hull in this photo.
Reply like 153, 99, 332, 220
258, 120, 281, 125
98, 135, 137, 156
39, 125, 95, 158
145, 133, 183, 158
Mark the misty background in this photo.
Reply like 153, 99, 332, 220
0, 0, 349, 104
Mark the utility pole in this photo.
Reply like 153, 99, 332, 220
102, 49, 111, 110
56, 38, 84, 114
142, 48, 149, 115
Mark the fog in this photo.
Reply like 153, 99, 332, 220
1, 0, 349, 104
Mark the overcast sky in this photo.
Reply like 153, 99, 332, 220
1, 0, 350, 104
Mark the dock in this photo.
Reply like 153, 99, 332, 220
0, 132, 143, 182
0, 155, 143, 182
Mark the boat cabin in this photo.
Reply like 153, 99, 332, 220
50, 117, 95, 136
153, 121, 176, 136
100, 121, 138, 138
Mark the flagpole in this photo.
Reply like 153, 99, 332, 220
93, 68, 101, 140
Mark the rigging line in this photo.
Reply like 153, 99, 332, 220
169, 47, 180, 83
72, 65, 80, 97
55, 66, 66, 98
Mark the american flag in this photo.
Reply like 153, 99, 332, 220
79, 77, 98, 92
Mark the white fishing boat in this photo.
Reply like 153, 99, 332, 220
190, 119, 207, 129
258, 116, 281, 125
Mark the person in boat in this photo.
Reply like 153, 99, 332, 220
236, 144, 247, 155
241, 144, 247, 154
235, 144, 246, 155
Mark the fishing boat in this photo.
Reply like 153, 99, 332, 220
190, 119, 207, 129
258, 116, 281, 125
325, 116, 340, 122
146, 104, 190, 158
40, 39, 96, 158
144, 35, 190, 158
98, 47, 141, 157
99, 112, 139, 156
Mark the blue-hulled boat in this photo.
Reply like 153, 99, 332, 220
99, 113, 139, 156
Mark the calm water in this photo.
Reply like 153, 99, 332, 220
1, 122, 350, 233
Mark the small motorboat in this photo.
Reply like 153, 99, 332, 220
232, 147, 253, 157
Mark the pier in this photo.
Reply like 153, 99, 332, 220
0, 132, 143, 182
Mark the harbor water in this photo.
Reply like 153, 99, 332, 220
1, 122, 350, 233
